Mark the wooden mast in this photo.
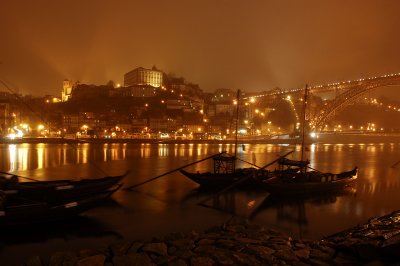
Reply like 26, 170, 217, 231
300, 85, 308, 164
233, 89, 240, 171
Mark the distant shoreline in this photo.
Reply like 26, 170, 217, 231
1, 132, 400, 145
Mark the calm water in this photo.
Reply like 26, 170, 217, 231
1, 142, 400, 263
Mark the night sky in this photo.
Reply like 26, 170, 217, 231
1, 0, 400, 98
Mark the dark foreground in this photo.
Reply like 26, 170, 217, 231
15, 210, 400, 266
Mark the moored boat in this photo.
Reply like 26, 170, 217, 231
0, 171, 128, 203
258, 167, 358, 194
0, 184, 122, 226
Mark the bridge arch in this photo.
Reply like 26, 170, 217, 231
310, 75, 400, 130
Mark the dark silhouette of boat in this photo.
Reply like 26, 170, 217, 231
0, 171, 128, 203
258, 166, 358, 194
0, 184, 122, 226
179, 153, 301, 190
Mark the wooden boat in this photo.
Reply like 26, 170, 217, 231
259, 167, 358, 194
0, 171, 128, 203
179, 160, 300, 190
0, 184, 121, 226
179, 167, 272, 189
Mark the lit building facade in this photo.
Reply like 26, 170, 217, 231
62, 79, 73, 102
124, 67, 163, 88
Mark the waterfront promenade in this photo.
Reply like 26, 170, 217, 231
2, 132, 400, 145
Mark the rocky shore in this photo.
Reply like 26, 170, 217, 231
19, 210, 400, 266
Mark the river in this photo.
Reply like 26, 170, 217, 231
1, 142, 400, 264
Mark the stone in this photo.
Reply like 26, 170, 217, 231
171, 249, 194, 259
232, 252, 261, 266
225, 225, 246, 234
77, 255, 106, 266
168, 246, 178, 255
354, 243, 379, 261
193, 245, 216, 254
142, 242, 168, 256
167, 258, 188, 266
110, 241, 134, 256
215, 239, 238, 249
128, 242, 144, 254
235, 237, 262, 245
294, 248, 310, 260
190, 256, 215, 266
310, 248, 333, 262
186, 230, 200, 241
25, 255, 43, 266
112, 253, 154, 266
244, 245, 275, 261
49, 252, 78, 266
196, 239, 215, 246
274, 249, 299, 262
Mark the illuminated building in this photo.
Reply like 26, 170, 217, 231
62, 79, 73, 102
124, 67, 163, 88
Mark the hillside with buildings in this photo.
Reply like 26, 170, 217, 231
0, 67, 399, 140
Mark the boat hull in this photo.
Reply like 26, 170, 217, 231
0, 172, 128, 203
260, 168, 358, 195
0, 185, 121, 226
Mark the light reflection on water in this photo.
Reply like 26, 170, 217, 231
1, 142, 400, 263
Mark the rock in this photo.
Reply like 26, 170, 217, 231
128, 242, 144, 254
215, 239, 238, 249
294, 248, 310, 260
309, 248, 333, 262
232, 252, 261, 265
25, 255, 43, 266
225, 225, 246, 234
49, 252, 78, 266
170, 249, 194, 259
234, 237, 262, 245
354, 243, 379, 261
190, 256, 215, 266
77, 255, 106, 266
186, 230, 199, 241
168, 246, 178, 255
110, 241, 134, 256
167, 258, 188, 266
305, 258, 332, 266
196, 239, 215, 246
244, 245, 275, 261
274, 249, 299, 263
142, 242, 168, 256
112, 253, 154, 266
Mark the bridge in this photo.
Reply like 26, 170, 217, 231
247, 73, 400, 131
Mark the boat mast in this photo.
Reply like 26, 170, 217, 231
234, 89, 240, 164
301, 85, 308, 163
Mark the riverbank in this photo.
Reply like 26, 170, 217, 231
2, 132, 400, 145
18, 210, 400, 266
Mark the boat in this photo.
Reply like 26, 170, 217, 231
257, 85, 358, 194
179, 153, 300, 189
0, 171, 128, 203
258, 167, 358, 194
0, 184, 122, 226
